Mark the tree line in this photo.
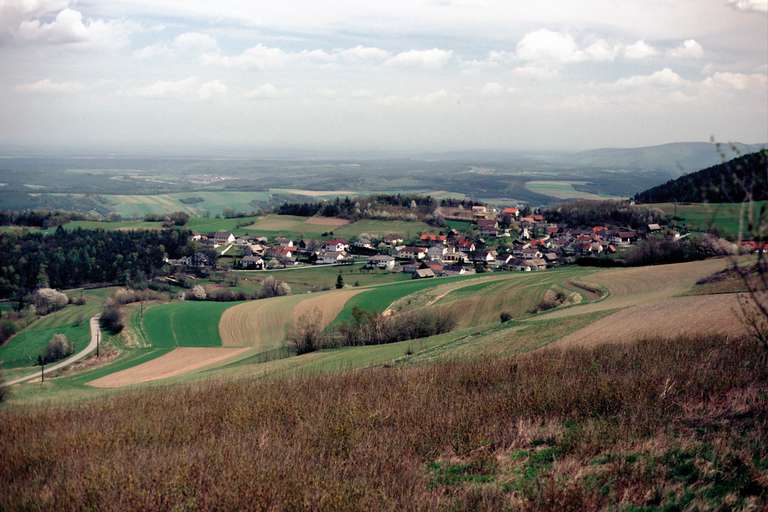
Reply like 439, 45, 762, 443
544, 200, 667, 230
0, 209, 90, 228
276, 194, 440, 221
0, 227, 192, 299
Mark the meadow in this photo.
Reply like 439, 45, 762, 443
652, 201, 766, 238
1, 335, 764, 510
525, 181, 622, 200
141, 301, 237, 348
243, 215, 432, 240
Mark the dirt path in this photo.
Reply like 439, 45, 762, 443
553, 294, 747, 348
4, 316, 102, 387
88, 347, 250, 388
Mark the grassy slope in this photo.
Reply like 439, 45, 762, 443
651, 201, 766, 238
0, 289, 110, 369
2, 336, 764, 511
237, 263, 410, 293
141, 301, 236, 348
105, 192, 270, 217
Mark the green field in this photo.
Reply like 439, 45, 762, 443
0, 288, 111, 370
102, 191, 271, 217
243, 215, 433, 241
141, 301, 237, 348
335, 219, 432, 239
526, 180, 622, 200
652, 201, 766, 238
238, 263, 411, 293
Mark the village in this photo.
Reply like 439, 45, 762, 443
167, 203, 675, 279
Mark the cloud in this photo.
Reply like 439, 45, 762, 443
15, 78, 85, 94
668, 39, 703, 58
726, 0, 768, 13
134, 77, 226, 100
133, 43, 174, 59
515, 29, 582, 63
174, 32, 218, 52
624, 40, 657, 59
703, 71, 768, 90
337, 45, 391, 63
511, 65, 559, 80
613, 68, 686, 88
245, 83, 286, 100
583, 39, 621, 62
203, 44, 391, 70
384, 48, 454, 69
6, 4, 137, 48
376, 89, 460, 106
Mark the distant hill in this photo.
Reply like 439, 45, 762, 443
633, 150, 768, 203
569, 142, 766, 177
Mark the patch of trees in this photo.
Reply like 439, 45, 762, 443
545, 200, 667, 230
144, 211, 190, 227
289, 306, 456, 354
100, 304, 124, 334
277, 194, 439, 221
577, 235, 736, 267
0, 209, 89, 228
634, 150, 768, 203
0, 228, 193, 299
41, 333, 73, 364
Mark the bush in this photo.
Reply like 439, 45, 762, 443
259, 277, 291, 298
31, 288, 69, 315
112, 288, 165, 305
332, 307, 456, 347
70, 295, 86, 306
500, 312, 512, 323
189, 285, 207, 301
288, 308, 326, 355
100, 304, 124, 334
42, 333, 74, 363
0, 319, 17, 344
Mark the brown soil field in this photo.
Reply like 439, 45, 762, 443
537, 258, 729, 320
304, 216, 350, 226
219, 289, 361, 350
88, 347, 250, 388
554, 294, 747, 348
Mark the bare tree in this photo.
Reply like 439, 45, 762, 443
288, 307, 324, 355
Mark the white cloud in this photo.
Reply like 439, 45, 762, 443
668, 39, 704, 58
726, 0, 768, 13
376, 89, 460, 106
337, 45, 391, 63
515, 29, 582, 63
703, 71, 768, 90
245, 83, 286, 100
480, 82, 505, 96
133, 43, 174, 59
15, 78, 84, 94
511, 65, 559, 80
10, 5, 136, 48
583, 39, 620, 62
624, 40, 657, 59
198, 80, 227, 100
174, 32, 218, 52
385, 48, 453, 69
135, 77, 199, 98
613, 68, 686, 88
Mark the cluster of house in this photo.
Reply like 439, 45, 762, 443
166, 208, 660, 277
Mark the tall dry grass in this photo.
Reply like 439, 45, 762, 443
1, 335, 766, 511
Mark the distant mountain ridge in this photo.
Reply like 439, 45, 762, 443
633, 150, 768, 203
569, 142, 766, 177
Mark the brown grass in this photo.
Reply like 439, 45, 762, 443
88, 347, 250, 388
219, 290, 361, 349
305, 216, 350, 226
555, 294, 747, 347
1, 335, 766, 511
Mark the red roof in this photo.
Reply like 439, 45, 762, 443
325, 239, 348, 245
530, 239, 547, 246
502, 207, 519, 215
592, 226, 608, 233
532, 214, 545, 222
420, 233, 447, 242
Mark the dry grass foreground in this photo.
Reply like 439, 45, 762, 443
89, 347, 250, 388
1, 336, 766, 510
219, 289, 363, 349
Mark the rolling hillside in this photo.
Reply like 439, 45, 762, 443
634, 150, 768, 203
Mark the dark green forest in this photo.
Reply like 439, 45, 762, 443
634, 150, 767, 203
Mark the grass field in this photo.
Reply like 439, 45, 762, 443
525, 180, 622, 200
242, 215, 432, 240
103, 191, 271, 217
141, 301, 237, 348
0, 288, 110, 370
651, 201, 766, 238
237, 263, 410, 293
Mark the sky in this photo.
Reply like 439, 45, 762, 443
0, 0, 766, 153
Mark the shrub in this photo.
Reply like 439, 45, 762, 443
500, 312, 512, 323
288, 308, 326, 355
189, 285, 207, 301
259, 277, 291, 298
112, 288, 165, 305
42, 333, 74, 363
100, 304, 124, 334
70, 295, 86, 306
333, 307, 456, 347
0, 319, 17, 344
31, 288, 69, 315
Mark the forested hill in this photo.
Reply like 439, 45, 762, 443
633, 150, 768, 203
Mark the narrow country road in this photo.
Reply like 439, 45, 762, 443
3, 315, 102, 387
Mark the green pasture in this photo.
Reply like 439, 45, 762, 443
651, 201, 766, 238
141, 301, 237, 348
525, 181, 622, 200
238, 263, 410, 293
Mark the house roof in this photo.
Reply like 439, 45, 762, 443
502, 207, 519, 215
325, 239, 348, 245
420, 233, 447, 242
413, 268, 436, 277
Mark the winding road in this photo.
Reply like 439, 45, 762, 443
3, 315, 101, 387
